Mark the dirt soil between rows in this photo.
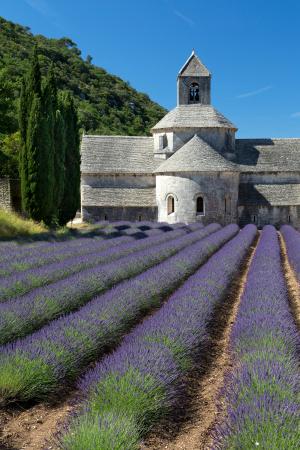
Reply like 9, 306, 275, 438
0, 391, 79, 450
140, 234, 259, 450
280, 233, 300, 331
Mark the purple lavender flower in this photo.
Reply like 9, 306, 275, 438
0, 225, 194, 300
0, 223, 221, 345
56, 225, 256, 449
0, 224, 240, 403
212, 225, 300, 449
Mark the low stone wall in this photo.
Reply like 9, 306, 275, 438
238, 205, 300, 229
82, 206, 157, 223
0, 179, 12, 210
0, 179, 21, 212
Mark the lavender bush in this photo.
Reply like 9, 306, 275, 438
0, 234, 137, 278
281, 224, 300, 278
0, 224, 222, 345
0, 221, 154, 265
0, 226, 192, 300
0, 222, 171, 276
213, 225, 300, 449
0, 224, 239, 403
57, 225, 257, 450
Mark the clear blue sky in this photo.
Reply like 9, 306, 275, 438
1, 0, 300, 137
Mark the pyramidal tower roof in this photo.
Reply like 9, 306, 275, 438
178, 50, 211, 77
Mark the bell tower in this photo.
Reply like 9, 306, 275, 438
177, 50, 211, 105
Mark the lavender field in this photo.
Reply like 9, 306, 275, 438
0, 221, 299, 450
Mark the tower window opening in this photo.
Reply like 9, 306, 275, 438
167, 195, 175, 215
252, 215, 256, 223
189, 83, 200, 102
224, 198, 227, 213
138, 215, 142, 222
288, 215, 291, 223
196, 196, 204, 215
104, 214, 108, 221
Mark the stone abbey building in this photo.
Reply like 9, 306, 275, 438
81, 51, 300, 228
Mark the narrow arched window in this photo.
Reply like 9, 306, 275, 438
189, 83, 200, 102
196, 196, 204, 215
167, 195, 175, 215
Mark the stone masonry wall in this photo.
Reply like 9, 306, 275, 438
238, 205, 300, 229
0, 179, 21, 212
156, 172, 239, 225
82, 206, 157, 222
0, 179, 12, 210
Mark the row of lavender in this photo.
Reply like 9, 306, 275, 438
0, 220, 186, 266
0, 224, 237, 403
0, 225, 194, 300
0, 221, 189, 275
213, 225, 300, 448
0, 224, 218, 345
281, 224, 300, 278
56, 225, 257, 449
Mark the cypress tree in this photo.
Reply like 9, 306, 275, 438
19, 49, 56, 225
19, 47, 42, 213
19, 46, 41, 145
41, 66, 56, 223
25, 94, 52, 221
59, 92, 80, 225
54, 107, 66, 218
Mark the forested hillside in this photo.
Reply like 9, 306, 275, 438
0, 16, 166, 177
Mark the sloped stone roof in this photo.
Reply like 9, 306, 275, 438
81, 135, 160, 174
154, 135, 238, 174
81, 186, 156, 207
178, 51, 210, 77
239, 183, 300, 206
151, 104, 237, 131
237, 138, 300, 172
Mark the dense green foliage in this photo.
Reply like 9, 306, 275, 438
19, 50, 80, 226
20, 51, 54, 223
0, 69, 17, 135
0, 16, 165, 138
0, 68, 19, 178
58, 92, 81, 225
0, 132, 21, 178
53, 108, 66, 215
0, 15, 165, 183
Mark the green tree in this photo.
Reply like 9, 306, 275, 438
25, 94, 51, 221
19, 46, 41, 145
41, 65, 56, 221
0, 132, 21, 178
53, 107, 66, 218
0, 70, 17, 135
19, 47, 42, 213
59, 92, 80, 225
19, 50, 55, 225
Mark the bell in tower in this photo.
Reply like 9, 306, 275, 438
177, 50, 211, 105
